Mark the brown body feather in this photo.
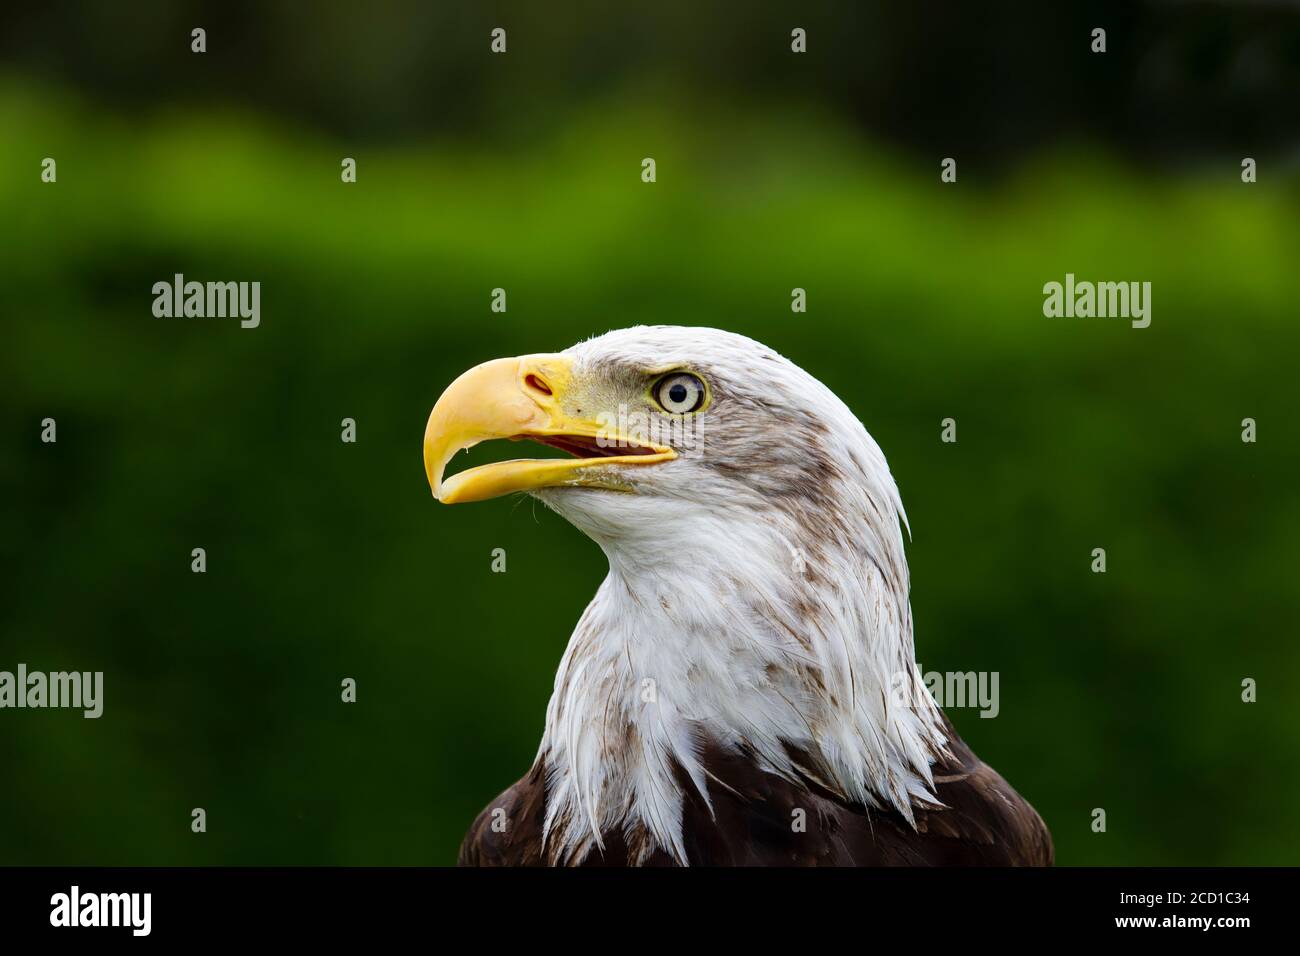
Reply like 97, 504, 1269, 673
459, 716, 1053, 866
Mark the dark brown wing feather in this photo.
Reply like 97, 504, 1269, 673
458, 716, 1052, 867
457, 763, 549, 866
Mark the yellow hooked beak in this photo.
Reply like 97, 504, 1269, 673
423, 353, 676, 504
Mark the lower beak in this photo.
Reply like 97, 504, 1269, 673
422, 353, 675, 504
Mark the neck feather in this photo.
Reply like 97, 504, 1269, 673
534, 495, 948, 865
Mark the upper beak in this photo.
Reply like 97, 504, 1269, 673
423, 353, 675, 504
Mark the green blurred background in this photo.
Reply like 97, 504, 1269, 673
1, 1, 1298, 865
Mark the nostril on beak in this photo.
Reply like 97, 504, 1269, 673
524, 373, 553, 397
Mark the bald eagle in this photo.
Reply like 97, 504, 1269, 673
424, 326, 1052, 866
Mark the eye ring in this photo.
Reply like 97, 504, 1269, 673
652, 372, 707, 415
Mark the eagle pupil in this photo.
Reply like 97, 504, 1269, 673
669, 383, 688, 404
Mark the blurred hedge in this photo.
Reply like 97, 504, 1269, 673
1, 82, 1297, 864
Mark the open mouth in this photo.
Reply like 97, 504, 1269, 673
434, 429, 675, 505
525, 433, 666, 460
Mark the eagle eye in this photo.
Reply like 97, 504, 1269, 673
652, 372, 707, 415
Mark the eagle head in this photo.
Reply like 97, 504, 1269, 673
424, 325, 948, 864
